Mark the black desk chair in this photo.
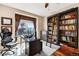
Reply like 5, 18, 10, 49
0, 34, 17, 56
0, 28, 17, 56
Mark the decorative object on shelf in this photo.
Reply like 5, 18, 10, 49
61, 36, 67, 41
1, 17, 12, 25
1, 26, 12, 32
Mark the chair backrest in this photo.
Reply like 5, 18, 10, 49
0, 28, 13, 47
1, 34, 13, 47
3, 36, 13, 43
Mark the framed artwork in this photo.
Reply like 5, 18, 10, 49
1, 26, 12, 32
1, 17, 12, 25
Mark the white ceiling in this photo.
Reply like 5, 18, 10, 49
1, 3, 78, 17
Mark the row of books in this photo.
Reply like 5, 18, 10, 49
65, 32, 76, 36
60, 19, 76, 24
48, 39, 51, 42
48, 27, 52, 30
48, 36, 57, 42
53, 25, 57, 30
59, 25, 75, 30
61, 12, 76, 19
61, 32, 77, 36
48, 31, 52, 34
48, 31, 57, 35
52, 31, 57, 35
48, 35, 52, 39
52, 36, 57, 39
61, 36, 76, 42
52, 36, 57, 42
48, 23, 53, 26
52, 17, 57, 22
48, 25, 57, 30
48, 35, 57, 38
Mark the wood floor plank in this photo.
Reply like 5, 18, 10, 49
52, 45, 79, 56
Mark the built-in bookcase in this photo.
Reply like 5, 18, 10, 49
59, 8, 78, 48
47, 15, 59, 47
47, 7, 78, 48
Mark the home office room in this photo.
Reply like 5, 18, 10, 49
0, 2, 79, 56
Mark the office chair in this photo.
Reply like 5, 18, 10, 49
0, 28, 17, 56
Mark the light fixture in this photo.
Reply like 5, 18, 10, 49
45, 3, 49, 8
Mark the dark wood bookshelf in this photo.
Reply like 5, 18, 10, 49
47, 14, 59, 48
47, 7, 78, 48
59, 8, 78, 48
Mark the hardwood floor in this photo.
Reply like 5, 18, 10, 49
52, 44, 79, 56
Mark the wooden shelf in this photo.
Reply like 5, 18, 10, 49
59, 23, 76, 26
59, 30, 76, 32
48, 25, 52, 27
48, 34, 52, 35
52, 34, 57, 36
60, 17, 76, 20
60, 35, 77, 37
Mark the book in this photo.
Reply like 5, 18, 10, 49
52, 17, 55, 22
53, 31, 57, 35
48, 23, 52, 26
68, 25, 75, 30
48, 35, 52, 38
60, 26, 62, 30
62, 21, 65, 24
48, 39, 51, 42
54, 25, 57, 30
61, 36, 67, 41
61, 12, 76, 19
65, 26, 68, 30
49, 27, 52, 30
65, 14, 71, 18
49, 31, 52, 34
61, 15, 65, 19
66, 37, 70, 42
69, 12, 76, 18
52, 36, 57, 42
72, 25, 75, 30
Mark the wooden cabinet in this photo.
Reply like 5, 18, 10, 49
25, 40, 42, 56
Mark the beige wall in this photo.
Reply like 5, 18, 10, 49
0, 4, 44, 39
43, 17, 47, 31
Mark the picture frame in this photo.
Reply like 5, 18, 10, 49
1, 26, 12, 32
1, 17, 12, 25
